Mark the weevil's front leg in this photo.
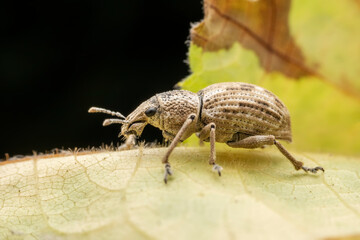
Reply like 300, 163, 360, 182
197, 123, 222, 176
118, 134, 136, 150
227, 135, 324, 173
162, 114, 196, 183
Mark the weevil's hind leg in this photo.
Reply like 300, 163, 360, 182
162, 114, 196, 184
227, 135, 276, 149
197, 123, 222, 176
274, 140, 324, 173
227, 135, 324, 173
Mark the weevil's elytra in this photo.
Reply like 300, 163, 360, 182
199, 83, 291, 143
89, 82, 324, 183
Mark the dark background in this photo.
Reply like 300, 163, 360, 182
1, 0, 203, 157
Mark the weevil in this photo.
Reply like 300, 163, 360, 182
89, 82, 324, 183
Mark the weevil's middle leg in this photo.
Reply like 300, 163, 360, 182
162, 114, 196, 184
198, 123, 222, 176
227, 135, 324, 173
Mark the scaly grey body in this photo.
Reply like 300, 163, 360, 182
89, 82, 324, 183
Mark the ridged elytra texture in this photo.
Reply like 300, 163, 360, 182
199, 82, 291, 142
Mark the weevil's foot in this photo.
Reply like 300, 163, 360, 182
117, 142, 134, 151
302, 166, 325, 174
118, 134, 136, 151
212, 164, 223, 177
164, 163, 173, 184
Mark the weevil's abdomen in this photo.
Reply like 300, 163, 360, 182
198, 82, 292, 143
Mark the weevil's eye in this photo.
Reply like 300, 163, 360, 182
145, 107, 157, 117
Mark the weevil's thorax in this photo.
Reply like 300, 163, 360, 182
155, 90, 201, 139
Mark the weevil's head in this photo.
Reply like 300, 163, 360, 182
119, 96, 161, 138
120, 90, 201, 139
88, 90, 200, 140
88, 96, 161, 139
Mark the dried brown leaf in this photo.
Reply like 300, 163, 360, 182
191, 0, 308, 78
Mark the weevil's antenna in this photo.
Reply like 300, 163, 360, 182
88, 107, 126, 119
102, 118, 127, 126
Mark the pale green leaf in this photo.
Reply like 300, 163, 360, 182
1, 147, 360, 239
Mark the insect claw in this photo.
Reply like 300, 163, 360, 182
302, 166, 324, 174
164, 163, 172, 184
212, 164, 223, 177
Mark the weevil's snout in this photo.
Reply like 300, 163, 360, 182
120, 96, 160, 137
121, 122, 147, 138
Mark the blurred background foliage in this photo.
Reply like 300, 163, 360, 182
180, 0, 360, 155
